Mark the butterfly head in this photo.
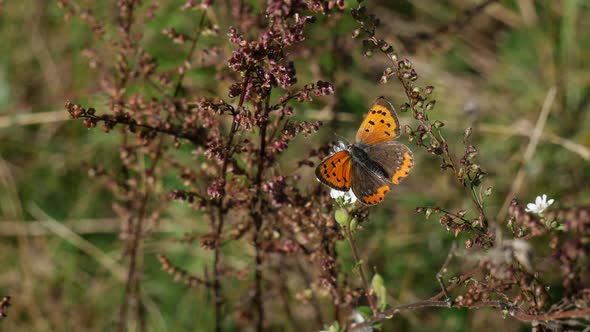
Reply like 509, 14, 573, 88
333, 139, 351, 153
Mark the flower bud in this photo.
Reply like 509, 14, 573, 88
334, 208, 350, 227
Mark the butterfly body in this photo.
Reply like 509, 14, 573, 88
349, 144, 389, 180
316, 97, 413, 205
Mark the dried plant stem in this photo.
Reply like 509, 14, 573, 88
211, 119, 236, 329
350, 263, 590, 331
173, 9, 207, 97
212, 72, 251, 332
435, 242, 457, 304
118, 139, 164, 332
0, 110, 70, 128
345, 227, 378, 317
28, 204, 126, 281
476, 123, 590, 161
387, 58, 488, 229
250, 94, 271, 331
497, 86, 557, 220
73, 112, 205, 145
351, 300, 590, 331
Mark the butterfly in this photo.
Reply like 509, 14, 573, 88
316, 97, 413, 205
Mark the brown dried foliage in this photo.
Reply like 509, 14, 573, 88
57, 0, 589, 331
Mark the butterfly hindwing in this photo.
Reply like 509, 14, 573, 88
356, 97, 401, 145
363, 141, 414, 185
315, 150, 353, 191
351, 162, 391, 205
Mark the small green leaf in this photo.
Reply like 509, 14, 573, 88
371, 273, 388, 311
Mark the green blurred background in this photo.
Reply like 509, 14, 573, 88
1, 0, 589, 331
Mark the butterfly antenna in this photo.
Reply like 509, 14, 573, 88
333, 133, 350, 145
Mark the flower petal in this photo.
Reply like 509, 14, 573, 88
547, 199, 554, 205
330, 189, 345, 199
347, 190, 358, 204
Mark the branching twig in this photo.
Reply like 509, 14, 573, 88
436, 242, 457, 305
173, 9, 208, 97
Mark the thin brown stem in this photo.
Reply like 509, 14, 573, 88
249, 93, 271, 331
118, 138, 164, 332
435, 242, 457, 304
345, 227, 378, 317
173, 10, 208, 97
212, 71, 251, 332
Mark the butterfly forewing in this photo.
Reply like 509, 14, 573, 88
362, 141, 414, 185
351, 163, 391, 205
355, 97, 401, 145
315, 150, 353, 191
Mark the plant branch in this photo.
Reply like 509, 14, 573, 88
249, 92, 271, 331
345, 227, 378, 317
350, 299, 590, 331
173, 9, 208, 97
118, 138, 164, 332
212, 71, 251, 332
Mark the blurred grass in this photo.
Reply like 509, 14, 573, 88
1, 0, 589, 331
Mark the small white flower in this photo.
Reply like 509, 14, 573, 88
330, 188, 357, 205
350, 310, 373, 332
525, 194, 554, 214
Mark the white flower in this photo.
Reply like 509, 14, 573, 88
330, 188, 357, 205
525, 194, 554, 214
350, 310, 373, 332
320, 310, 372, 332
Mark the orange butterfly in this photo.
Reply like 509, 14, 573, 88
316, 97, 413, 205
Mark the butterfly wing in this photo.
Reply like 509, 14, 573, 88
315, 150, 353, 191
356, 97, 401, 145
363, 141, 414, 185
351, 161, 392, 205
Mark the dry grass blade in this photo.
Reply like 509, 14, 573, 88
497, 86, 558, 220
0, 110, 70, 128
27, 203, 127, 282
